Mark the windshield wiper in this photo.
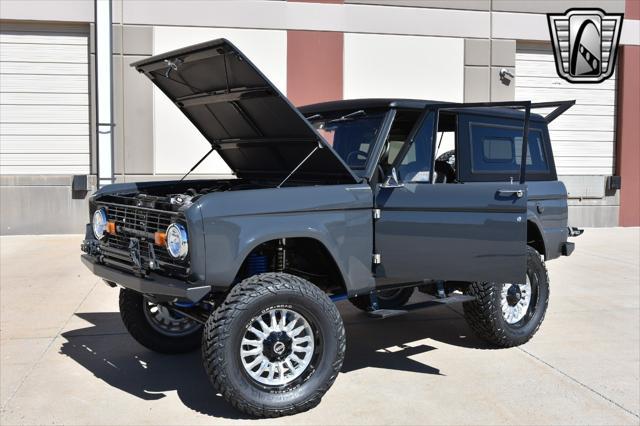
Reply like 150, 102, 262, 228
305, 113, 323, 121
327, 109, 366, 124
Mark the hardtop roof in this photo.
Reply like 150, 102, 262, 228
299, 98, 548, 123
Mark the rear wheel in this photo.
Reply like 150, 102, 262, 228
202, 273, 345, 418
349, 287, 414, 311
119, 288, 202, 354
463, 246, 549, 347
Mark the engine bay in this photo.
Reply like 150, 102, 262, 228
95, 179, 274, 212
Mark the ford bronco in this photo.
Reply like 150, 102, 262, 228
80, 39, 580, 417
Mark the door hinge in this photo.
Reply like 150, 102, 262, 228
373, 208, 381, 220
372, 253, 381, 264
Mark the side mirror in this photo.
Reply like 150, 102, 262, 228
380, 167, 404, 188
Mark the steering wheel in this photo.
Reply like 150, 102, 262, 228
345, 150, 368, 167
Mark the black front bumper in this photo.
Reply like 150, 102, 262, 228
81, 254, 211, 302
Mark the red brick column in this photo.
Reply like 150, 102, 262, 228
287, 0, 343, 106
617, 0, 640, 226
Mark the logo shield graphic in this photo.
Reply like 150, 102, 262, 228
547, 8, 623, 83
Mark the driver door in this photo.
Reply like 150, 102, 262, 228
374, 110, 527, 286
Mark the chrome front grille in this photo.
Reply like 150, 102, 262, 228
107, 204, 173, 235
97, 203, 189, 279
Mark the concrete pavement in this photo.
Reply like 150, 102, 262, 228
1, 228, 639, 425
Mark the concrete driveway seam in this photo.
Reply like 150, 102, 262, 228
517, 346, 640, 419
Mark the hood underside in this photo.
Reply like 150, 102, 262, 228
132, 39, 358, 183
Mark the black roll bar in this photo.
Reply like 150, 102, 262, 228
529, 100, 576, 123
424, 100, 574, 184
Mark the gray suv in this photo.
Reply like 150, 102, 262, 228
80, 39, 579, 417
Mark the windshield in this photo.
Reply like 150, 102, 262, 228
309, 111, 385, 176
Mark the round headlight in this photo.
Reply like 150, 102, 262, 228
92, 208, 108, 240
166, 223, 188, 259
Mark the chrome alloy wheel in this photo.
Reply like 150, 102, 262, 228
240, 308, 315, 387
143, 301, 200, 336
501, 275, 532, 324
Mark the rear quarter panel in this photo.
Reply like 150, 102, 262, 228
527, 180, 568, 260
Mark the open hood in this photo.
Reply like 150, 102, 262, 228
132, 39, 358, 183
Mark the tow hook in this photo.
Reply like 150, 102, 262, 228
568, 227, 584, 237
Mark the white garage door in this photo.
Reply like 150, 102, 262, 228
0, 23, 90, 174
515, 45, 616, 176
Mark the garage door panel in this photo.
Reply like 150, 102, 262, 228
516, 47, 616, 176
549, 130, 614, 142
0, 25, 90, 175
1, 105, 88, 124
0, 92, 89, 105
516, 87, 615, 105
548, 115, 615, 132
0, 43, 88, 63
552, 141, 616, 157
0, 152, 89, 166
516, 58, 617, 81
556, 166, 614, 175
556, 157, 615, 175
1, 62, 88, 75
515, 52, 556, 62
517, 76, 616, 91
516, 60, 566, 78
0, 74, 88, 93
1, 123, 89, 136
0, 164, 90, 174
562, 104, 616, 116
537, 104, 615, 117
0, 33, 88, 45
0, 135, 89, 153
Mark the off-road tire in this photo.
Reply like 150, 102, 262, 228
202, 273, 345, 418
349, 287, 414, 311
463, 246, 549, 348
119, 288, 202, 354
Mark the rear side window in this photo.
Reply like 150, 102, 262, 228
470, 124, 549, 174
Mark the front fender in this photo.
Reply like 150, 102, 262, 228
198, 185, 375, 296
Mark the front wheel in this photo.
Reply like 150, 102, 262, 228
202, 273, 345, 418
463, 246, 549, 348
119, 288, 202, 354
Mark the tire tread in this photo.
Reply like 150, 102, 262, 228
202, 272, 345, 418
462, 246, 550, 348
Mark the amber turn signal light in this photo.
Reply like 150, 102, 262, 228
106, 221, 116, 234
154, 231, 166, 246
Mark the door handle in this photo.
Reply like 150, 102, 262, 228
498, 189, 524, 198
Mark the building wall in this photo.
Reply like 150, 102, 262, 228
1, 0, 638, 234
152, 26, 287, 176
617, 54, 640, 224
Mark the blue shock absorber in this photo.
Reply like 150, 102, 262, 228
247, 252, 269, 276
330, 294, 349, 303
174, 301, 196, 308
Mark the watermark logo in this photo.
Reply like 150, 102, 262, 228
547, 8, 623, 83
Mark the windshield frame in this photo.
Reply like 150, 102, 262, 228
307, 108, 396, 180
